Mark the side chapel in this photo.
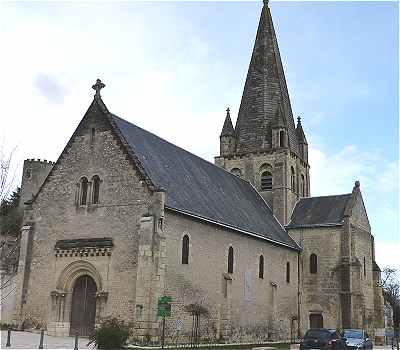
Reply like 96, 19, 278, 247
12, 0, 384, 342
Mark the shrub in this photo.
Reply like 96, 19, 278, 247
0, 322, 10, 330
88, 317, 131, 349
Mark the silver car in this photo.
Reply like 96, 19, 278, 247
342, 329, 373, 350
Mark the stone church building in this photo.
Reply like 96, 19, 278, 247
12, 0, 384, 342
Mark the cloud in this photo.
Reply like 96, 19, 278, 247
309, 143, 399, 243
33, 74, 69, 104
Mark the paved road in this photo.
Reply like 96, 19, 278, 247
0, 330, 92, 349
290, 344, 396, 350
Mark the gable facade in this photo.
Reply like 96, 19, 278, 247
288, 182, 385, 338
13, 99, 153, 335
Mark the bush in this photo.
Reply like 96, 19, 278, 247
0, 322, 10, 330
88, 317, 131, 349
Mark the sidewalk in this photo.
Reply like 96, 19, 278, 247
0, 330, 92, 349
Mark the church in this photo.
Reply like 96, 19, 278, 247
12, 0, 385, 343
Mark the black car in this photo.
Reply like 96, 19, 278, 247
342, 329, 373, 350
300, 328, 347, 350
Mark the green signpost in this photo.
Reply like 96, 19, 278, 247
158, 295, 173, 349
157, 296, 172, 317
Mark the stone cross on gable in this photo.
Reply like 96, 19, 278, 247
92, 79, 105, 97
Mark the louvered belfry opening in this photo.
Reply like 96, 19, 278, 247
70, 275, 97, 336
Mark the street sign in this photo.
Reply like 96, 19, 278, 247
157, 296, 172, 317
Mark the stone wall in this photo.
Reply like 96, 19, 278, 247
215, 149, 309, 226
0, 271, 17, 324
348, 194, 375, 335
20, 159, 53, 207
13, 104, 152, 335
163, 211, 299, 343
289, 226, 342, 336
289, 189, 384, 338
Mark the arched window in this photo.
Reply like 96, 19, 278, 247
286, 262, 290, 283
363, 257, 366, 276
261, 171, 273, 191
259, 255, 264, 279
228, 246, 234, 274
92, 175, 100, 204
80, 177, 88, 205
279, 130, 286, 147
231, 168, 242, 177
182, 235, 189, 264
300, 174, 305, 196
291, 167, 296, 192
310, 254, 317, 274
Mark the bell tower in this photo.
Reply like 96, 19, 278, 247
215, 1, 310, 225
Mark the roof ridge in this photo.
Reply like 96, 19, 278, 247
111, 114, 254, 186
111, 111, 299, 250
299, 193, 352, 200
166, 205, 300, 250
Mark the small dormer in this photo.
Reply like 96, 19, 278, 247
271, 103, 288, 149
220, 107, 236, 156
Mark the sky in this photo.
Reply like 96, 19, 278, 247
0, 1, 398, 273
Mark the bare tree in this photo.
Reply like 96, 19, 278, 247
0, 143, 21, 301
381, 268, 400, 344
0, 142, 18, 204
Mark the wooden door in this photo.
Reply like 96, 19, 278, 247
70, 275, 97, 336
309, 313, 323, 329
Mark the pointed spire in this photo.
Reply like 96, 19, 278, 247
295, 116, 307, 144
220, 107, 235, 137
234, 2, 299, 154
272, 103, 286, 128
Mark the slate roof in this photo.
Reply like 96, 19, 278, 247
287, 194, 352, 229
234, 2, 300, 155
111, 114, 299, 250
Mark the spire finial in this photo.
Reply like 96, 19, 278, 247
226, 107, 230, 116
263, 0, 269, 7
92, 79, 105, 98
297, 116, 301, 125
355, 180, 360, 188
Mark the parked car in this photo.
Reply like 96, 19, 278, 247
300, 328, 347, 350
342, 329, 373, 350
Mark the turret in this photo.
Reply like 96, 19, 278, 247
271, 103, 288, 149
295, 116, 308, 163
20, 159, 54, 207
220, 108, 236, 156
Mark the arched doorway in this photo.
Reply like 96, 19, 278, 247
309, 313, 323, 329
70, 275, 97, 336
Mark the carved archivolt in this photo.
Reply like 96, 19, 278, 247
56, 260, 103, 291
